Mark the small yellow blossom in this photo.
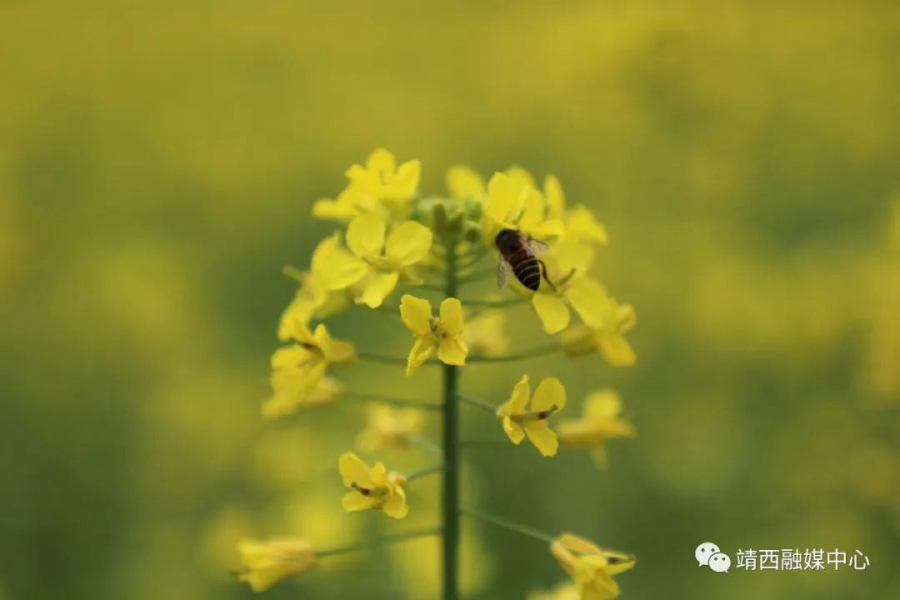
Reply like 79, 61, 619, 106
461, 310, 510, 356
313, 149, 421, 222
338, 452, 409, 519
235, 538, 317, 592
528, 582, 581, 600
560, 297, 637, 366
544, 175, 608, 246
496, 375, 566, 457
557, 390, 636, 467
356, 406, 425, 451
339, 214, 433, 308
550, 533, 635, 600
531, 240, 610, 334
277, 233, 365, 339
265, 321, 356, 418
483, 171, 564, 243
263, 376, 343, 419
400, 294, 468, 376
446, 165, 487, 202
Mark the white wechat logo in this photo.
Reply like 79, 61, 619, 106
696, 542, 730, 573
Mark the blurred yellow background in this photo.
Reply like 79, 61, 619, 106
2, 1, 898, 599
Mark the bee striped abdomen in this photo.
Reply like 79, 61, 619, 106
511, 248, 541, 291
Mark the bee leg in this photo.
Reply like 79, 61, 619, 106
538, 260, 557, 292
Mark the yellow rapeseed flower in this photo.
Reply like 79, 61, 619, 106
557, 390, 636, 467
264, 321, 356, 418
560, 297, 637, 366
235, 537, 317, 592
338, 452, 409, 519
550, 533, 635, 600
483, 171, 564, 243
496, 375, 566, 457
277, 233, 366, 339
313, 148, 421, 222
356, 406, 425, 451
544, 175, 609, 246
263, 376, 343, 419
531, 240, 610, 334
400, 294, 468, 376
341, 214, 433, 308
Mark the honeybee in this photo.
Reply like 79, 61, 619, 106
495, 228, 553, 291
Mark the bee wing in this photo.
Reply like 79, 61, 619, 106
526, 236, 550, 255
497, 258, 512, 289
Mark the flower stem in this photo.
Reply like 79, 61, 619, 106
315, 527, 442, 559
408, 434, 443, 456
460, 507, 556, 545
442, 236, 461, 600
341, 391, 442, 411
466, 343, 559, 363
356, 351, 438, 367
406, 464, 445, 481
457, 394, 497, 413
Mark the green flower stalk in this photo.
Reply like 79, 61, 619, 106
235, 148, 639, 599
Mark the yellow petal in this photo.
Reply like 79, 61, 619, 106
385, 221, 433, 266
566, 279, 609, 330
439, 297, 464, 337
502, 416, 526, 445
338, 452, 374, 488
382, 487, 409, 519
400, 294, 433, 336
525, 421, 559, 457
599, 336, 636, 367
342, 491, 380, 512
532, 294, 571, 334
508, 374, 530, 413
446, 166, 486, 200
358, 271, 400, 308
544, 174, 566, 217
366, 148, 397, 177
406, 336, 436, 377
346, 214, 386, 258
438, 337, 468, 366
582, 571, 620, 600
392, 160, 421, 198
532, 377, 566, 412
567, 206, 608, 245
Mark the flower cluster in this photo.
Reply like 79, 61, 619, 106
236, 149, 640, 598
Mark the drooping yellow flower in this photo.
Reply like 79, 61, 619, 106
550, 533, 635, 600
338, 452, 409, 519
277, 233, 366, 339
356, 406, 425, 451
461, 310, 510, 357
263, 376, 343, 419
544, 175, 608, 246
339, 214, 433, 308
400, 294, 468, 376
235, 538, 318, 592
557, 390, 636, 467
265, 321, 356, 418
313, 149, 421, 222
560, 297, 637, 366
483, 171, 565, 243
531, 240, 610, 334
496, 375, 566, 457
527, 582, 581, 600
446, 165, 487, 202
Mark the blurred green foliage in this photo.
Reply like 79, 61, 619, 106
1, 1, 898, 599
